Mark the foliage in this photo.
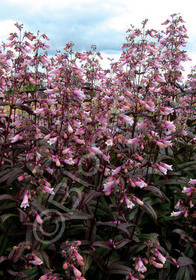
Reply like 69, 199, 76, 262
0, 15, 196, 280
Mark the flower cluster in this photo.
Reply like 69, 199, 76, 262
0, 15, 196, 280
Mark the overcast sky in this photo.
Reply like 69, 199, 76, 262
0, 0, 196, 75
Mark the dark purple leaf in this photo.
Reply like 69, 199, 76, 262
177, 257, 195, 267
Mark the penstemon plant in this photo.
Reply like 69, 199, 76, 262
0, 14, 195, 280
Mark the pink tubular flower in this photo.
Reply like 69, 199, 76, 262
137, 120, 147, 129
73, 248, 84, 265
124, 195, 135, 209
156, 74, 166, 83
160, 106, 174, 115
67, 122, 74, 133
160, 162, 172, 171
102, 153, 110, 162
62, 146, 73, 155
125, 137, 139, 145
18, 174, 25, 181
47, 136, 59, 145
35, 211, 43, 224
134, 178, 147, 188
135, 257, 147, 273
189, 179, 196, 184
71, 265, 82, 278
155, 163, 167, 174
189, 199, 194, 208
63, 158, 75, 165
103, 179, 116, 195
150, 259, 163, 268
171, 210, 184, 217
20, 190, 30, 209
71, 88, 86, 100
128, 272, 138, 280
182, 187, 195, 194
133, 196, 144, 205
154, 139, 173, 148
112, 166, 123, 176
162, 120, 176, 133
10, 132, 22, 143
88, 146, 103, 155
55, 155, 61, 167
42, 185, 55, 195
119, 114, 134, 126
154, 249, 166, 264
44, 132, 53, 140
29, 254, 43, 265
155, 162, 172, 175
174, 199, 181, 209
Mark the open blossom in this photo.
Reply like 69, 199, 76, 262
189, 179, 196, 184
112, 166, 123, 176
106, 139, 113, 146
154, 249, 166, 264
119, 114, 134, 126
162, 120, 176, 134
71, 88, 86, 100
47, 136, 59, 145
155, 163, 167, 174
102, 153, 110, 162
124, 195, 135, 209
134, 178, 147, 188
34, 108, 46, 114
182, 186, 195, 194
156, 74, 166, 83
20, 190, 30, 209
135, 257, 147, 273
42, 185, 55, 195
160, 106, 174, 115
88, 146, 103, 155
155, 162, 172, 174
137, 120, 147, 129
154, 139, 173, 148
171, 210, 184, 217
63, 158, 76, 165
125, 137, 139, 145
10, 132, 22, 143
62, 146, 73, 155
103, 179, 116, 195
29, 254, 43, 265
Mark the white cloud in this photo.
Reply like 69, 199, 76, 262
1, 0, 196, 76
0, 20, 18, 42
